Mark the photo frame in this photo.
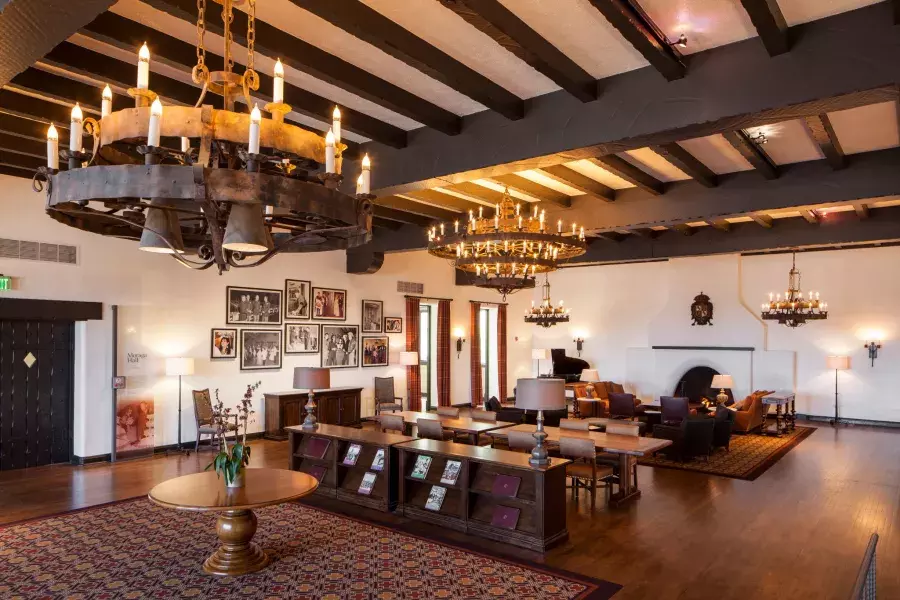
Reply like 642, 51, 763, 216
210, 328, 237, 360
285, 279, 311, 320
384, 317, 402, 334
320, 325, 359, 369
362, 336, 389, 368
285, 323, 320, 354
362, 299, 384, 333
312, 286, 347, 321
240, 329, 283, 371
226, 286, 282, 325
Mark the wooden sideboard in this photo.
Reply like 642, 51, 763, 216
264, 387, 362, 440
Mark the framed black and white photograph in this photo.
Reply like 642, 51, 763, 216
285, 323, 320, 354
285, 279, 311, 319
362, 299, 384, 333
312, 286, 347, 321
240, 329, 283, 370
226, 286, 282, 325
320, 325, 359, 369
384, 317, 402, 334
362, 336, 389, 368
210, 328, 237, 360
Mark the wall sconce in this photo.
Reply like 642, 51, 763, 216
453, 327, 466, 358
573, 337, 584, 357
864, 341, 882, 367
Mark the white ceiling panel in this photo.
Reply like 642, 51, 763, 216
474, 179, 541, 203
677, 134, 753, 174
564, 159, 635, 190
827, 101, 900, 155
516, 170, 583, 195
621, 148, 690, 182
778, 0, 883, 26
362, 0, 556, 99
745, 119, 823, 165
494, 0, 648, 79
639, 0, 758, 54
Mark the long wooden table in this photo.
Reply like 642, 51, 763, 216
367, 411, 516, 444
486, 424, 671, 506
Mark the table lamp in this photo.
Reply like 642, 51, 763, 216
580, 368, 599, 398
515, 378, 566, 467
710, 374, 734, 405
293, 367, 330, 430
165, 357, 194, 454
826, 356, 850, 426
532, 348, 551, 377
400, 351, 419, 366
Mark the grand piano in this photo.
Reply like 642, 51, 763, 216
550, 348, 589, 383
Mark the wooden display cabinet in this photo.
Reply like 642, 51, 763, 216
265, 387, 362, 439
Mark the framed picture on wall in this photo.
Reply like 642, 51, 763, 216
362, 299, 384, 333
312, 287, 347, 321
285, 323, 320, 354
210, 328, 237, 359
226, 286, 282, 325
362, 336, 389, 367
384, 317, 402, 334
320, 325, 359, 369
285, 279, 311, 319
240, 329, 283, 371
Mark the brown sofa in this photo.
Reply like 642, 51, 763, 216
731, 390, 775, 433
572, 381, 635, 418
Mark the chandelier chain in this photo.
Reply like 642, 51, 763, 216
222, 0, 234, 74
192, 0, 209, 84
247, 0, 256, 73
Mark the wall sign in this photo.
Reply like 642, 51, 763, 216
690, 292, 714, 326
0, 275, 11, 291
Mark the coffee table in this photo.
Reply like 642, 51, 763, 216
148, 468, 318, 576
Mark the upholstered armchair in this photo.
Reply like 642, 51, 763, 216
713, 407, 735, 451
660, 396, 695, 426
374, 377, 403, 415
573, 383, 609, 418
608, 392, 638, 420
192, 389, 238, 451
732, 392, 768, 433
652, 417, 716, 462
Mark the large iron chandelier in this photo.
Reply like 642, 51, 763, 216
524, 276, 570, 328
760, 252, 828, 328
426, 187, 586, 298
33, 0, 373, 274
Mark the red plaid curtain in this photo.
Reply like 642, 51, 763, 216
405, 297, 421, 411
437, 300, 451, 407
469, 302, 482, 407
498, 304, 507, 402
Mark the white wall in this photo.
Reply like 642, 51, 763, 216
534, 251, 900, 424
0, 175, 532, 458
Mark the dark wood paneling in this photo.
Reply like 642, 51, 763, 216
740, 0, 790, 56
723, 130, 779, 179
0, 299, 103, 321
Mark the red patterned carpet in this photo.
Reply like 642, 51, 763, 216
0, 498, 619, 599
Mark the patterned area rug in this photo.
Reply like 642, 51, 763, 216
0, 498, 620, 599
638, 426, 814, 480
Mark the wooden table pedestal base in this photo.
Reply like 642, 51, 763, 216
203, 509, 269, 576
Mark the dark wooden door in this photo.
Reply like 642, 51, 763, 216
317, 393, 340, 425
338, 393, 360, 426
0, 320, 73, 470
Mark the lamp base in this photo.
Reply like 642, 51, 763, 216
301, 392, 318, 430
716, 389, 729, 405
529, 410, 550, 467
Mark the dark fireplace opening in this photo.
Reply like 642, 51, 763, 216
673, 366, 733, 406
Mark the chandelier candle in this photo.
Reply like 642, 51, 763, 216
325, 130, 335, 173
360, 154, 371, 194
147, 98, 162, 147
101, 85, 112, 118
248, 105, 261, 154
181, 137, 190, 153
46, 124, 58, 170
273, 58, 284, 104
137, 43, 150, 90
69, 104, 82, 152
332, 106, 341, 144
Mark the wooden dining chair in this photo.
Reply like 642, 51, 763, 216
436, 406, 460, 418
559, 436, 613, 509
506, 430, 537, 453
559, 418, 591, 431
416, 418, 454, 441
192, 389, 237, 451
600, 421, 641, 492
470, 409, 496, 422
380, 414, 406, 434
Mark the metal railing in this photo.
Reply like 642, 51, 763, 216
849, 533, 879, 600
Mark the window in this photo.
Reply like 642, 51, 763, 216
480, 307, 490, 404
419, 304, 432, 411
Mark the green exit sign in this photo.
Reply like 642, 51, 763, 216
0, 276, 11, 291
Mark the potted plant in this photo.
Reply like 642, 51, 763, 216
206, 381, 260, 488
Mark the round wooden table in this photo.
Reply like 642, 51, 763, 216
148, 468, 317, 576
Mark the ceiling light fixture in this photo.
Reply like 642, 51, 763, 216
673, 33, 688, 48
749, 131, 768, 145
524, 276, 570, 328
761, 251, 828, 327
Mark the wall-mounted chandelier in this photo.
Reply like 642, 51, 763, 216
524, 276, 570, 328
426, 187, 586, 298
33, 0, 373, 274
760, 252, 828, 328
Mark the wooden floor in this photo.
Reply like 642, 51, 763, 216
1, 421, 897, 599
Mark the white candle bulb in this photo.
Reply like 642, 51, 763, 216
356, 173, 363, 195
46, 124, 59, 170
572, 222, 577, 235
440, 223, 444, 236
69, 103, 83, 152
454, 220, 459, 233
101, 85, 112, 118
332, 106, 341, 144
147, 98, 162, 147
479, 206, 483, 219
273, 58, 284, 104
360, 153, 371, 194
181, 137, 190, 153
516, 203, 520, 216
558, 219, 562, 233
518, 216, 522, 229
580, 226, 585, 240
137, 43, 150, 90
248, 104, 261, 154
325, 129, 336, 174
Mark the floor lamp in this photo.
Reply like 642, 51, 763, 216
532, 349, 550, 377
826, 356, 850, 426
165, 357, 194, 455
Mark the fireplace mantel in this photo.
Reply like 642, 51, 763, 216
652, 346, 755, 352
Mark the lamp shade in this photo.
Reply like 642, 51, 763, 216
222, 203, 273, 253
515, 378, 566, 411
531, 348, 551, 361
826, 356, 850, 370
293, 367, 330, 390
580, 369, 599, 382
140, 199, 185, 254
710, 374, 734, 389
165, 357, 194, 376
400, 351, 419, 366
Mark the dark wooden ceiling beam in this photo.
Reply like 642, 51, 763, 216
589, 155, 664, 195
489, 173, 571, 207
596, 232, 624, 242
0, 163, 37, 179
442, 182, 507, 205
0, 132, 47, 159
723, 130, 779, 179
750, 214, 774, 228
0, 112, 63, 141
538, 164, 614, 201
136, 0, 458, 136
651, 143, 717, 187
632, 228, 658, 239
586, 0, 685, 81
708, 220, 731, 232
376, 196, 460, 221
803, 114, 845, 170
289, 0, 524, 120
372, 216, 404, 230
855, 203, 870, 219
439, 0, 597, 102
740, 0, 790, 56
0, 152, 45, 171
672, 224, 695, 236
401, 189, 484, 214
0, 89, 77, 126
8, 69, 104, 113
372, 205, 434, 227
799, 209, 820, 224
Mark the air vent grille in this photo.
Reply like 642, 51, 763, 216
397, 281, 424, 294
0, 238, 77, 265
